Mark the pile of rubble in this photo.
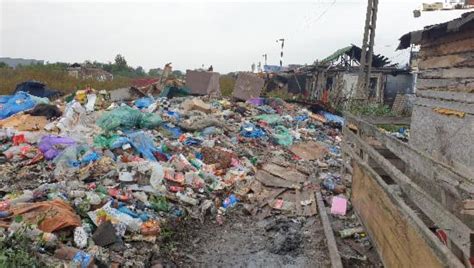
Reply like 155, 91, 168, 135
0, 87, 375, 267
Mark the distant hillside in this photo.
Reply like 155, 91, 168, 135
0, 57, 44, 68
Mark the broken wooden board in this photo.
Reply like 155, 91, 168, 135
273, 189, 317, 217
262, 163, 307, 183
351, 160, 464, 268
255, 170, 300, 189
290, 141, 328, 161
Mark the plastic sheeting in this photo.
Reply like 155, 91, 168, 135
0, 91, 37, 119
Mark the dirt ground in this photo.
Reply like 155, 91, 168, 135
161, 206, 331, 268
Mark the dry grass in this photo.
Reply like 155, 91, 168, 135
0, 68, 133, 95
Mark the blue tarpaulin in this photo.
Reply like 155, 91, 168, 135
0, 91, 37, 119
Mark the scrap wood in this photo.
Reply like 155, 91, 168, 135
262, 163, 307, 183
255, 170, 300, 189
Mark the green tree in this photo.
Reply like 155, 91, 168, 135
148, 68, 162, 77
0, 62, 10, 68
114, 54, 128, 70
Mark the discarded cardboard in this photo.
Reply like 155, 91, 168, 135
185, 70, 221, 97
182, 98, 212, 114
255, 170, 300, 189
262, 163, 307, 183
233, 72, 265, 101
0, 114, 49, 131
290, 141, 328, 161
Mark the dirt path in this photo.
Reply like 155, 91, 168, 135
162, 207, 331, 267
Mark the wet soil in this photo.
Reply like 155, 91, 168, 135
162, 207, 331, 268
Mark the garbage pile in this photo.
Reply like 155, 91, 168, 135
0, 87, 363, 267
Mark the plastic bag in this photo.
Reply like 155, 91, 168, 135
96, 106, 162, 132
134, 97, 154, 109
38, 135, 76, 160
272, 125, 293, 147
0, 91, 37, 119
128, 131, 158, 161
240, 123, 265, 138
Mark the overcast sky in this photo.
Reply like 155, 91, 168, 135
0, 0, 469, 73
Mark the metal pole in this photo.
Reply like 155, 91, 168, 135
276, 38, 285, 67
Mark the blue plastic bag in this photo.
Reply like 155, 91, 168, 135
134, 97, 154, 109
240, 123, 265, 138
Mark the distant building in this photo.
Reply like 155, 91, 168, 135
67, 63, 113, 81
0, 57, 44, 68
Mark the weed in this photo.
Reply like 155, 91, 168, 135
346, 102, 396, 116
0, 225, 46, 267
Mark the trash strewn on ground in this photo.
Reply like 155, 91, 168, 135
0, 86, 378, 267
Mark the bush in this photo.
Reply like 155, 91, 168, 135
220, 75, 235, 97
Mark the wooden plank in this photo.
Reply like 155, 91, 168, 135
420, 37, 474, 58
418, 53, 474, 70
417, 90, 474, 104
351, 159, 463, 268
420, 30, 474, 51
360, 115, 411, 125
345, 114, 474, 188
315, 191, 343, 268
419, 68, 474, 79
344, 126, 473, 257
417, 78, 474, 93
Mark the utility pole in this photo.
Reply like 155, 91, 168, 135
276, 38, 285, 67
355, 0, 379, 100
